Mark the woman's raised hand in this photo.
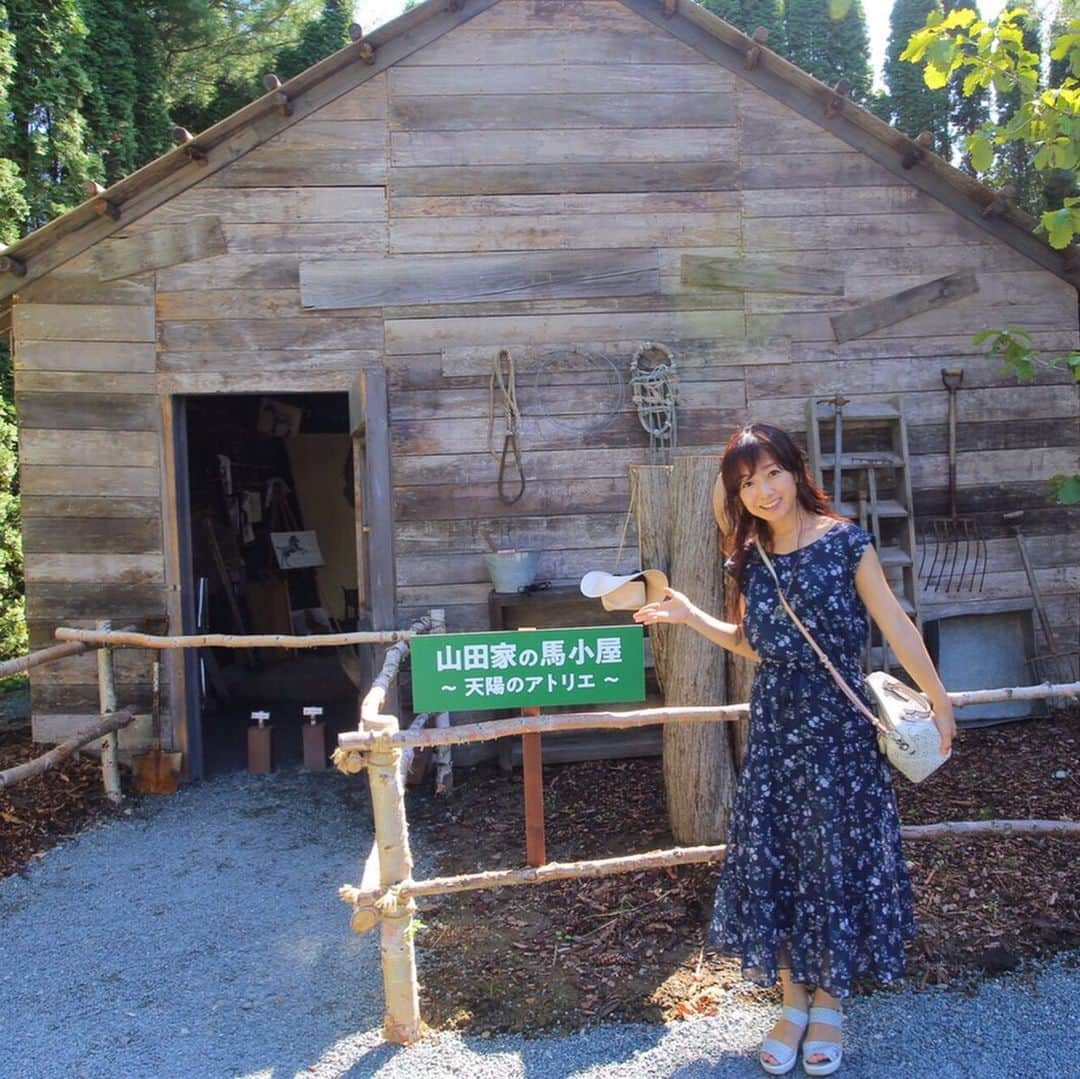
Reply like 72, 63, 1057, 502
633, 587, 694, 626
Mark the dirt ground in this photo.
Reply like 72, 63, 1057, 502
2, 698, 1077, 1037
407, 710, 1080, 1035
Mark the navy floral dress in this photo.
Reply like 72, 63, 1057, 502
708, 521, 914, 997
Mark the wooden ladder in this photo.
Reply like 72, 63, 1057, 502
805, 397, 920, 670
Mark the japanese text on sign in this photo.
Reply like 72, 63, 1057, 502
410, 626, 645, 713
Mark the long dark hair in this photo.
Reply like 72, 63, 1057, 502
712, 422, 839, 618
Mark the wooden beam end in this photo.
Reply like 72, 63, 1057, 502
348, 22, 364, 41
172, 126, 194, 146
262, 72, 282, 91
83, 180, 106, 198
0, 254, 26, 277
91, 197, 121, 221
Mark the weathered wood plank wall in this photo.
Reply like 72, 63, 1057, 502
14, 0, 1078, 747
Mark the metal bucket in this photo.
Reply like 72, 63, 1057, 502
483, 550, 540, 593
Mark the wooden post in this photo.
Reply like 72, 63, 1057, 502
96, 619, 123, 803
365, 713, 422, 1044
662, 457, 737, 843
631, 464, 674, 692
521, 706, 545, 866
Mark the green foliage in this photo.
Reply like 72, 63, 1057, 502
3, 0, 102, 231
700, 0, 786, 52
972, 326, 1080, 504
80, 1, 172, 184
270, 0, 351, 83
783, 0, 873, 104
158, 0, 322, 135
0, 341, 25, 659
903, 5, 1078, 245
885, 1, 951, 155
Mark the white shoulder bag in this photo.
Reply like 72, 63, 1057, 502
755, 540, 950, 784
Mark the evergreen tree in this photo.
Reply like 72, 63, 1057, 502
0, 4, 28, 243
0, 3, 25, 660
4, 0, 101, 230
270, 0, 351, 83
80, 1, 173, 184
783, 0, 873, 105
700, 0, 786, 53
158, 0, 322, 135
884, 0, 950, 154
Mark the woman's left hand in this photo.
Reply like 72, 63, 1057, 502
931, 700, 956, 755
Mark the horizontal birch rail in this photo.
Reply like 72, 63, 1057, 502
0, 708, 135, 790
336, 682, 1080, 751
339, 817, 1080, 908
0, 624, 138, 677
54, 627, 416, 650
340, 704, 749, 750
337, 681, 1080, 752
341, 844, 728, 905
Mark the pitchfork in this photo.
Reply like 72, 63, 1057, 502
919, 367, 987, 592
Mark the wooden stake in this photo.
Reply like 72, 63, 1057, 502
433, 712, 453, 793
522, 706, 545, 866
631, 464, 673, 694
96, 619, 122, 803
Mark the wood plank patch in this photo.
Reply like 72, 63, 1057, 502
23, 516, 162, 554
15, 341, 156, 374
94, 217, 225, 282
681, 255, 845, 295
831, 271, 981, 343
390, 92, 735, 131
389, 161, 738, 197
15, 393, 159, 431
300, 249, 659, 309
14, 303, 156, 343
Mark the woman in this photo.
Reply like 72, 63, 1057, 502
634, 423, 955, 1076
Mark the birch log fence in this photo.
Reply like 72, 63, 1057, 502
337, 675, 1080, 1045
2, 613, 1078, 1047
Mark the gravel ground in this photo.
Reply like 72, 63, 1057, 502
1, 768, 1075, 1079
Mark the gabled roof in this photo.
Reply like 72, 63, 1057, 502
0, 0, 1075, 305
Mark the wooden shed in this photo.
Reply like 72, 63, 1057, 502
2, 0, 1077, 778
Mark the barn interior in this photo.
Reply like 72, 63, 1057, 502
182, 392, 360, 773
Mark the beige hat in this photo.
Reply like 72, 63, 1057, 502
579, 569, 669, 612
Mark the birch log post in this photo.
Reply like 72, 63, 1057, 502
365, 713, 422, 1045
96, 619, 123, 803
663, 456, 737, 844
631, 464, 673, 692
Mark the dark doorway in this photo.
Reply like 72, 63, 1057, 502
181, 392, 360, 774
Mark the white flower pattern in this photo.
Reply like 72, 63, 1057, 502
708, 522, 915, 996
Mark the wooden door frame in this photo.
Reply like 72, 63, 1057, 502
161, 394, 203, 779
350, 365, 396, 633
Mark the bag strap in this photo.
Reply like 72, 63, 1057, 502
754, 539, 890, 735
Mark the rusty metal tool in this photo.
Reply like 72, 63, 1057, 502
919, 368, 986, 591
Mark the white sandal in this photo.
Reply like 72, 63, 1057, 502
802, 1005, 843, 1076
759, 1004, 809, 1076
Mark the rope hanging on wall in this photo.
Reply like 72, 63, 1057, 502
487, 347, 525, 505
630, 342, 678, 462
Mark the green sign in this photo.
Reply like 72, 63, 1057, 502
410, 626, 645, 713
